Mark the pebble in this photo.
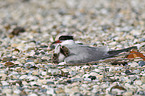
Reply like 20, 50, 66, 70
130, 76, 137, 81
26, 59, 34, 62
132, 70, 141, 74
19, 75, 28, 79
139, 38, 145, 42
94, 69, 101, 73
123, 91, 133, 96
109, 85, 127, 95
46, 88, 55, 95
70, 71, 77, 76
22, 81, 28, 86
65, 86, 80, 95
88, 75, 96, 80
1, 81, 9, 86
26, 76, 38, 81
30, 81, 37, 86
141, 84, 145, 89
130, 30, 141, 36
125, 70, 135, 75
28, 93, 38, 96
128, 62, 138, 67
13, 89, 21, 95
2, 57, 12, 62
55, 88, 65, 94
66, 80, 72, 83
83, 74, 90, 78
134, 80, 142, 85
48, 69, 60, 75
47, 81, 54, 84
2, 88, 12, 94
74, 92, 83, 96
89, 72, 98, 76
136, 91, 145, 95
84, 78, 92, 81
72, 78, 82, 82
138, 61, 145, 67
141, 76, 145, 83
32, 71, 39, 75
0, 74, 7, 80
41, 71, 47, 75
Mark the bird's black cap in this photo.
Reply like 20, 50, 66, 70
59, 35, 74, 40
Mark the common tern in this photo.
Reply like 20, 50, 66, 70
52, 36, 137, 64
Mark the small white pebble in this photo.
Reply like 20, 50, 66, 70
134, 80, 142, 85
41, 71, 47, 75
14, 89, 21, 94
28, 93, 38, 96
1, 81, 9, 86
58, 62, 66, 65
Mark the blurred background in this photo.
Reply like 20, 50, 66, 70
0, 0, 145, 47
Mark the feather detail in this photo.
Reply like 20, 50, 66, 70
60, 46, 70, 57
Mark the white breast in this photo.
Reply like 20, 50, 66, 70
58, 53, 65, 62
61, 40, 75, 45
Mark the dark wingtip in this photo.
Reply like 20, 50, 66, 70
108, 46, 138, 56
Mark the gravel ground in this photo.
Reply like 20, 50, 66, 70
0, 0, 145, 95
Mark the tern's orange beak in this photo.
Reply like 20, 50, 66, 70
52, 40, 62, 44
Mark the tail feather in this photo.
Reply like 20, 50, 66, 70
108, 46, 137, 56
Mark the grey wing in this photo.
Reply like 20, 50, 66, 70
64, 45, 110, 64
